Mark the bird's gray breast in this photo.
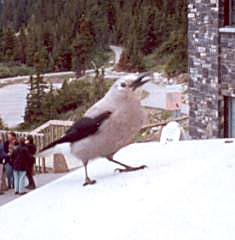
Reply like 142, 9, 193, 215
71, 99, 146, 161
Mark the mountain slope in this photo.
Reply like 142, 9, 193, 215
0, 0, 187, 76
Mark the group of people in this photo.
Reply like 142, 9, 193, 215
0, 132, 37, 195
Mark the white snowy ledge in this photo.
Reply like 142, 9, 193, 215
219, 26, 235, 33
1, 139, 235, 240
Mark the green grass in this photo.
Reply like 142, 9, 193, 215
144, 52, 170, 73
0, 62, 35, 78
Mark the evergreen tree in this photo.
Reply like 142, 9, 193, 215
54, 39, 72, 71
25, 29, 38, 67
14, 29, 27, 63
57, 79, 78, 113
24, 75, 35, 123
92, 67, 106, 102
0, 30, 4, 61
42, 83, 57, 120
34, 47, 49, 73
0, 0, 187, 76
141, 7, 158, 55
2, 27, 16, 61
0, 116, 5, 129
72, 16, 96, 76
118, 13, 145, 72
24, 73, 48, 123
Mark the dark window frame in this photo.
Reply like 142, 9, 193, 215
224, 0, 235, 26
224, 96, 229, 138
224, 96, 235, 138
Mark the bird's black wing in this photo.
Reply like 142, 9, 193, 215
39, 111, 112, 152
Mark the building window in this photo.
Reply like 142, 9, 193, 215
224, 0, 235, 26
224, 97, 235, 137
230, 0, 235, 24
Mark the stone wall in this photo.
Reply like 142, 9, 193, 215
188, 0, 220, 139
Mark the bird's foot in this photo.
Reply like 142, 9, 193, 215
83, 178, 96, 186
115, 165, 147, 173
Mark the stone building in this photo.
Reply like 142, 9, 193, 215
188, 0, 235, 139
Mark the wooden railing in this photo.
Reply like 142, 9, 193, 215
31, 120, 74, 134
31, 120, 74, 148
0, 130, 45, 151
0, 119, 74, 173
141, 116, 189, 132
0, 130, 47, 173
0, 116, 188, 173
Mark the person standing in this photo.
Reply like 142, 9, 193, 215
11, 137, 31, 195
0, 136, 7, 194
4, 132, 18, 189
25, 135, 37, 189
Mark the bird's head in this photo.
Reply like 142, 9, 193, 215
111, 72, 153, 95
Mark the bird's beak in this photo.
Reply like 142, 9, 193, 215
130, 72, 153, 91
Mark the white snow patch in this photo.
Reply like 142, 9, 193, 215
1, 139, 235, 240
0, 83, 62, 127
0, 84, 27, 127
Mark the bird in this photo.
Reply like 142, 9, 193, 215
38, 72, 152, 186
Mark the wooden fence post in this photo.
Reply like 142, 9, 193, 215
53, 154, 69, 173
42, 157, 46, 173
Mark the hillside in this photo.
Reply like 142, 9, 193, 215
0, 0, 187, 77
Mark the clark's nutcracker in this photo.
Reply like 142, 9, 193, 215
39, 72, 152, 186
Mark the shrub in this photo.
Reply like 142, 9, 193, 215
0, 62, 35, 78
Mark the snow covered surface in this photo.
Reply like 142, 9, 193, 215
0, 83, 62, 127
142, 82, 184, 110
0, 84, 27, 127
1, 139, 235, 240
0, 73, 188, 127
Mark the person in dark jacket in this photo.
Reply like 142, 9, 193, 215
11, 137, 32, 195
4, 132, 18, 189
25, 135, 37, 189
0, 136, 7, 194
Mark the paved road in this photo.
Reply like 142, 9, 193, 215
0, 45, 189, 128
109, 45, 123, 65
0, 45, 122, 85
0, 83, 62, 128
0, 46, 123, 128
0, 71, 75, 84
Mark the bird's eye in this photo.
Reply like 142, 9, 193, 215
121, 82, 127, 88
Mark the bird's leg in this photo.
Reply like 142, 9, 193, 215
83, 162, 96, 186
106, 155, 147, 173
